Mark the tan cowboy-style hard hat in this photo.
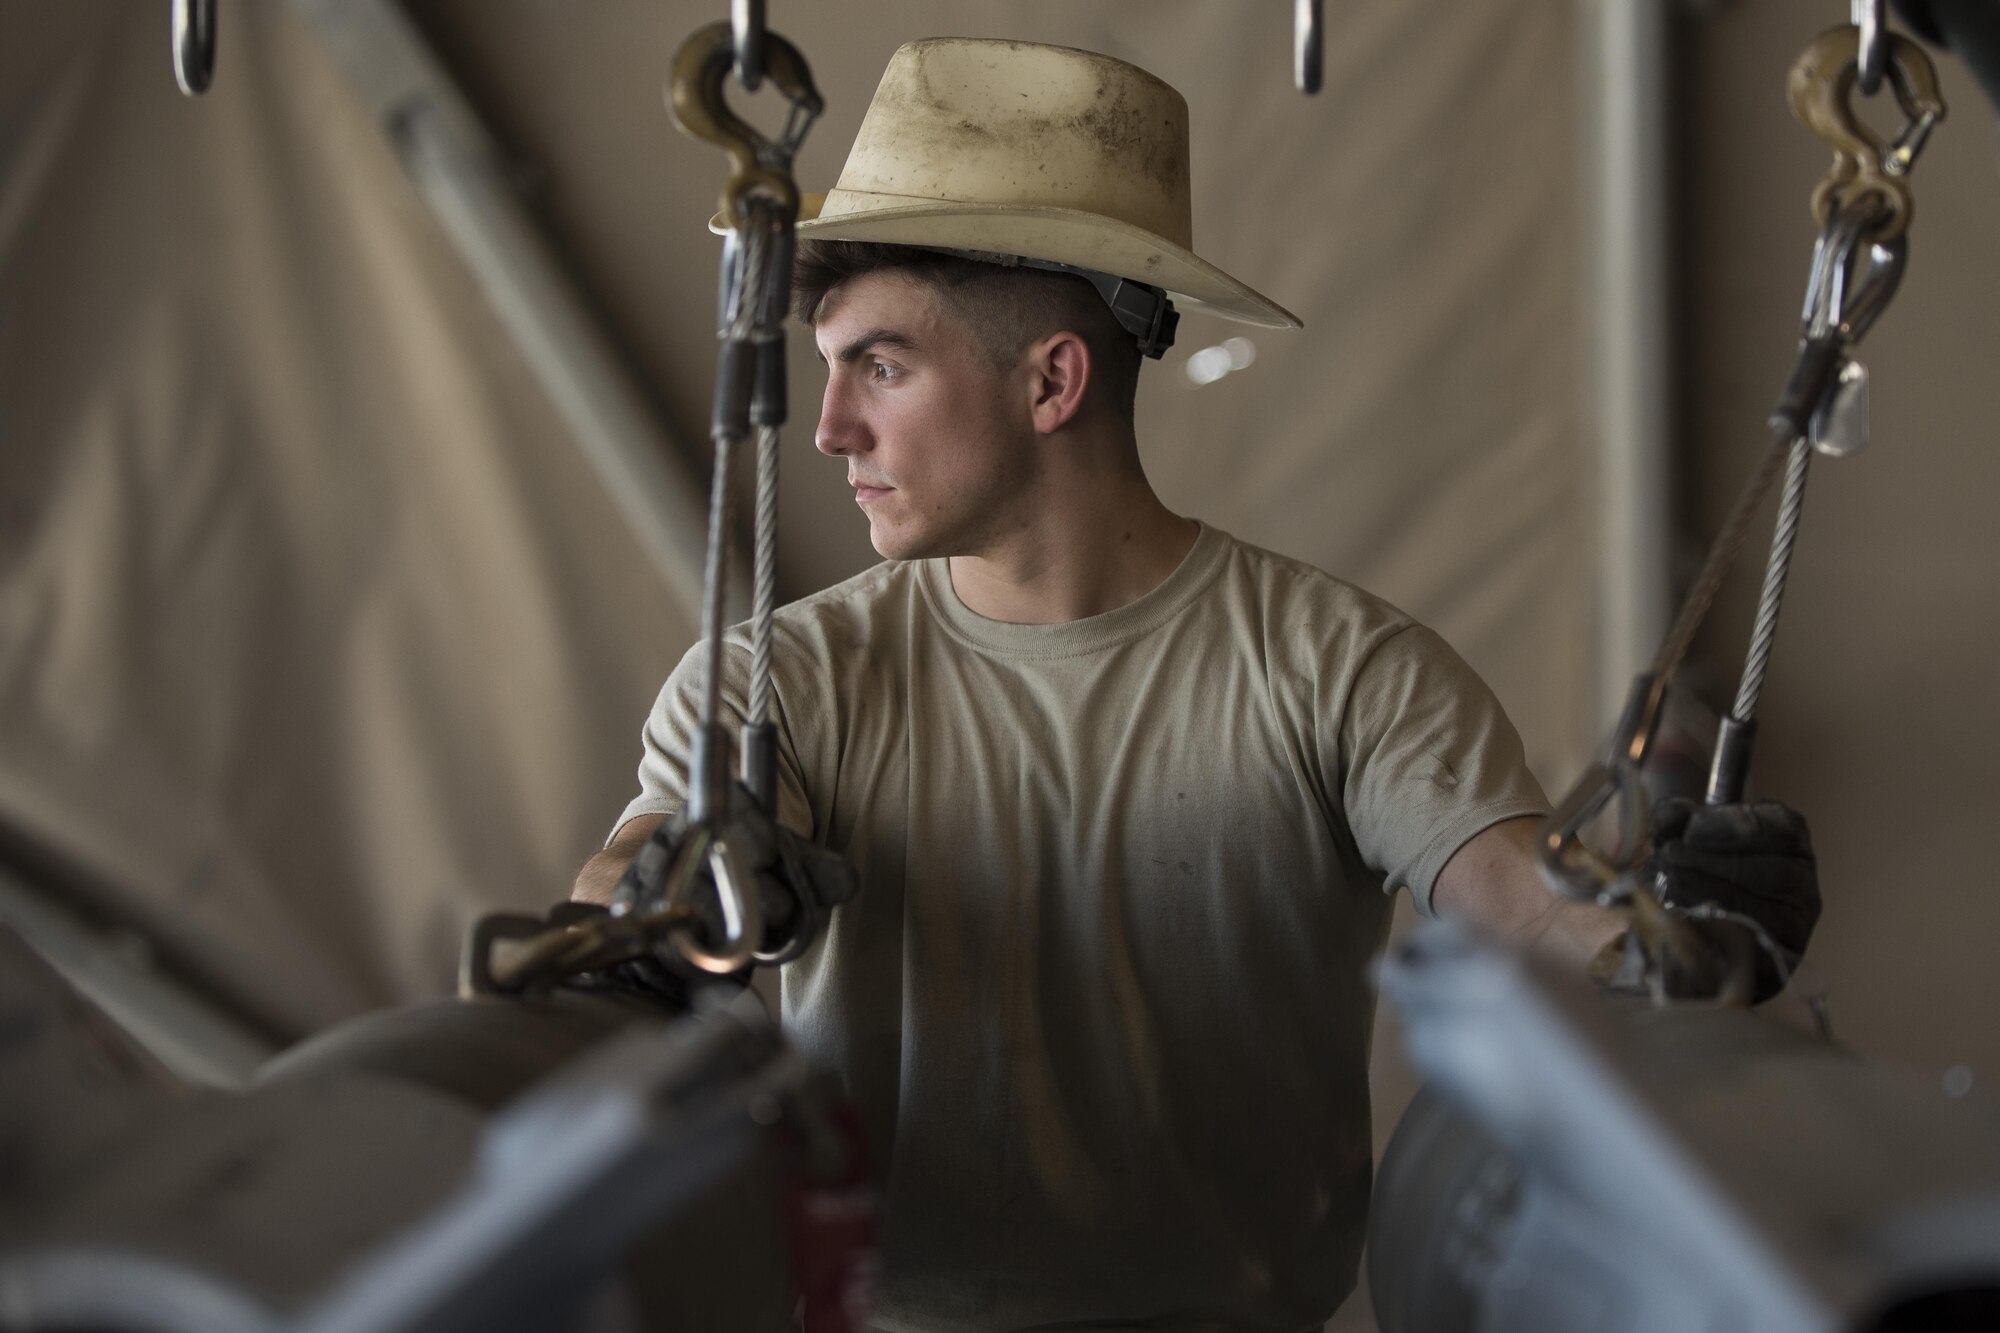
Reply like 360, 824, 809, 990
759, 38, 1301, 330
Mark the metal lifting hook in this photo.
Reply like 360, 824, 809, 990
1543, 22, 1943, 911
669, 16, 819, 825
453, 12, 845, 997
585, 14, 829, 981
1786, 25, 1945, 242
669, 21, 823, 233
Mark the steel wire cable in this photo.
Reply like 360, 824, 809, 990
737, 195, 783, 731
727, 202, 772, 343
698, 434, 738, 733
1648, 421, 1799, 685
1732, 437, 1813, 722
749, 421, 779, 726
699, 215, 771, 735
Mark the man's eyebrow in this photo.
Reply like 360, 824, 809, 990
816, 328, 918, 365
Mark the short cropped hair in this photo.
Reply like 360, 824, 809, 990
792, 240, 1142, 421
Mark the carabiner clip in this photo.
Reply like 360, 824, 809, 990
666, 830, 765, 975
1539, 673, 1668, 903
1786, 25, 1946, 242
1800, 205, 1908, 345
668, 21, 824, 232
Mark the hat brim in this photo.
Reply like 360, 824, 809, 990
710, 194, 1300, 330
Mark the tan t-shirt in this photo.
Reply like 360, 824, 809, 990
617, 524, 1546, 1333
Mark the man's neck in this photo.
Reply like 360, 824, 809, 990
947, 474, 1199, 625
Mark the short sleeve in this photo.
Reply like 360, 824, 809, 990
611, 633, 814, 843
1334, 625, 1548, 915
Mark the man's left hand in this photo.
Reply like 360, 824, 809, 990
1645, 797, 1821, 1003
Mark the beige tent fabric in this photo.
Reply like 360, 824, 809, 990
0, 4, 687, 1035
2, 0, 1587, 1045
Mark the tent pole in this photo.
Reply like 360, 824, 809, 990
0, 868, 274, 1088
290, 0, 717, 632
1581, 0, 1675, 730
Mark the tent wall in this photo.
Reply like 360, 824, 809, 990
0, 3, 687, 1034
2, 0, 1589, 1043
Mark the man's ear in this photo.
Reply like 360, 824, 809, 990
1026, 330, 1092, 434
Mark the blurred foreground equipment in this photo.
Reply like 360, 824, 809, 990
1372, 15, 2000, 1333
0, 925, 874, 1333
0, 13, 873, 1329
1369, 922, 2000, 1333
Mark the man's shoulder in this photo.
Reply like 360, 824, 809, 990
1206, 527, 1417, 639
781, 557, 920, 617
747, 559, 926, 660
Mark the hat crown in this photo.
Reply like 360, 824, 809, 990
825, 39, 1193, 248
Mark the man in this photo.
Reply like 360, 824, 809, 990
576, 39, 1816, 1332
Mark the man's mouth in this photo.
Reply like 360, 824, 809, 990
851, 479, 893, 503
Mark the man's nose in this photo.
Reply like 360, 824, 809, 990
814, 377, 867, 458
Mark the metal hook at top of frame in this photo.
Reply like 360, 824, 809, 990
1787, 24, 1946, 242
172, 0, 217, 96
1296, 0, 1324, 95
669, 21, 823, 232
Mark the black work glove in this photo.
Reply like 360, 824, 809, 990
1644, 797, 1820, 1003
567, 798, 859, 1009
612, 786, 860, 969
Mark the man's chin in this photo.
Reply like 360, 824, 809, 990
867, 517, 943, 563
865, 496, 991, 562
869, 530, 926, 562
860, 500, 920, 556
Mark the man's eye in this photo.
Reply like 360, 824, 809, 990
869, 360, 900, 382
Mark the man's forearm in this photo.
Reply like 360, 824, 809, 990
572, 813, 668, 905
1499, 891, 1629, 971
571, 850, 630, 906
1433, 815, 1628, 973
